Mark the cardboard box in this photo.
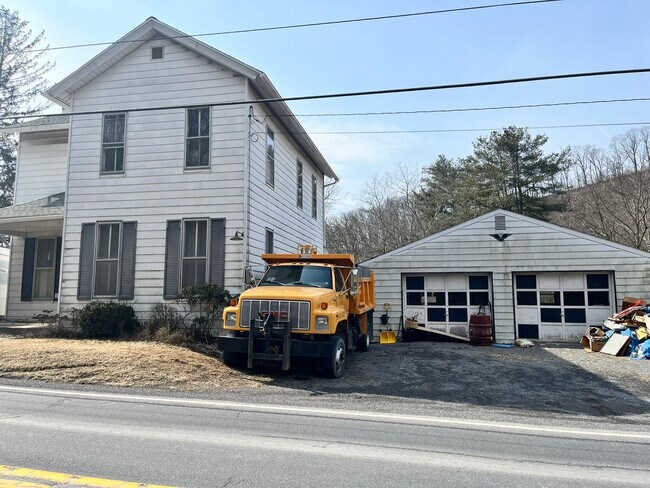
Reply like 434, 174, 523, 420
580, 335, 606, 353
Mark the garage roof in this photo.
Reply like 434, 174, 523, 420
363, 209, 650, 265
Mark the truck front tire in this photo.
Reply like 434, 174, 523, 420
222, 331, 247, 369
324, 335, 346, 378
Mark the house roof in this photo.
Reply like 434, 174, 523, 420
362, 209, 650, 265
0, 193, 65, 221
45, 17, 336, 179
0, 114, 70, 134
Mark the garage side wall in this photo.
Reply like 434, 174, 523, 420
366, 213, 650, 343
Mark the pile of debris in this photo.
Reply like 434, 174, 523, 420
581, 297, 650, 359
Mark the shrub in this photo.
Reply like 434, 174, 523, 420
33, 310, 81, 339
176, 284, 231, 343
139, 303, 184, 341
78, 301, 138, 339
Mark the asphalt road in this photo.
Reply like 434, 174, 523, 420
0, 386, 649, 487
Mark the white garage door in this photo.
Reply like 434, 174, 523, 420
403, 274, 492, 338
514, 272, 614, 341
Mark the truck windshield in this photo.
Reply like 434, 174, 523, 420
259, 265, 333, 289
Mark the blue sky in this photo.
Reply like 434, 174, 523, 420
6, 0, 650, 209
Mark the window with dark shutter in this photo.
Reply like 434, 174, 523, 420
119, 222, 137, 300
209, 218, 226, 289
164, 220, 181, 299
265, 229, 274, 254
78, 223, 96, 300
20, 238, 36, 302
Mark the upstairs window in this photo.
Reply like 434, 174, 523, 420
186, 107, 210, 168
182, 219, 208, 289
311, 175, 317, 219
101, 113, 125, 174
266, 126, 275, 187
94, 222, 121, 297
296, 160, 303, 208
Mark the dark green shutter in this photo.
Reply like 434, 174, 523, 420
53, 236, 62, 300
78, 223, 96, 300
164, 220, 181, 299
20, 237, 36, 302
119, 222, 137, 300
209, 218, 226, 289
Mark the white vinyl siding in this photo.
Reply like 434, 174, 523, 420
60, 37, 247, 317
365, 212, 650, 343
245, 86, 325, 277
14, 130, 68, 204
101, 113, 126, 174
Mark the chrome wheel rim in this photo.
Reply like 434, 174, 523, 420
335, 344, 345, 374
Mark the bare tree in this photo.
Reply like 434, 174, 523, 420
552, 128, 650, 252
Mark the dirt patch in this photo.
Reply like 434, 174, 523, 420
0, 338, 270, 390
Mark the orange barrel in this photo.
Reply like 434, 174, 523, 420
469, 313, 492, 346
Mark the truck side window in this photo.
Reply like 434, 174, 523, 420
335, 268, 346, 292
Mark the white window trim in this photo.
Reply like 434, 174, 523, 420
32, 237, 57, 301
92, 221, 123, 298
100, 113, 127, 176
184, 107, 212, 170
179, 218, 210, 290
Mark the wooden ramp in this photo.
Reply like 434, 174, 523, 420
407, 324, 470, 342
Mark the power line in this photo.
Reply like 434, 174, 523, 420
284, 97, 650, 118
267, 122, 650, 136
29, 0, 562, 53
4, 67, 650, 122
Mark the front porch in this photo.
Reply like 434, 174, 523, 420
0, 193, 64, 320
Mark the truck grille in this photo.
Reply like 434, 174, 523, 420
240, 299, 311, 330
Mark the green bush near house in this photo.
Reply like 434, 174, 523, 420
78, 301, 139, 339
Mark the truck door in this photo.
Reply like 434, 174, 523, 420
334, 267, 350, 316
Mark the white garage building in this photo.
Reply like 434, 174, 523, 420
363, 210, 650, 343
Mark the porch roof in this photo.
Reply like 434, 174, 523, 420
0, 193, 64, 236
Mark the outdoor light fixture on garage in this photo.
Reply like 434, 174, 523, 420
490, 233, 512, 241
230, 231, 244, 241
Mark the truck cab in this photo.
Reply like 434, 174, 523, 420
217, 246, 375, 378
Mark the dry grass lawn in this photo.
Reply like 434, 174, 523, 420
0, 338, 270, 390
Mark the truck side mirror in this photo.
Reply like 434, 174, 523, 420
350, 268, 360, 296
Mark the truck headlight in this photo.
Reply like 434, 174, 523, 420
315, 316, 329, 330
225, 312, 237, 327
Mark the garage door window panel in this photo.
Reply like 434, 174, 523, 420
427, 291, 445, 306
448, 292, 467, 306
563, 291, 585, 306
469, 275, 489, 290
588, 291, 610, 306
517, 291, 537, 306
406, 276, 425, 290
470, 291, 490, 306
564, 308, 586, 323
449, 308, 468, 322
587, 274, 609, 289
540, 308, 562, 323
406, 292, 424, 306
427, 308, 446, 322
516, 274, 537, 289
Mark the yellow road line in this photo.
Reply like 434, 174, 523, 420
0, 465, 173, 488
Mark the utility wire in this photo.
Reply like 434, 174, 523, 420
4, 67, 650, 122
264, 121, 650, 136
283, 97, 650, 118
28, 0, 561, 53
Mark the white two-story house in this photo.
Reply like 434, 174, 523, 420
0, 17, 337, 320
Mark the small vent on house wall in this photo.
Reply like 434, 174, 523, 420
151, 46, 164, 60
494, 215, 507, 231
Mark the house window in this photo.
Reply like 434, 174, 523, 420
182, 219, 208, 289
311, 175, 317, 219
265, 229, 274, 254
186, 107, 210, 168
266, 126, 275, 187
296, 160, 303, 208
151, 46, 164, 60
33, 238, 56, 300
94, 223, 121, 296
101, 113, 125, 174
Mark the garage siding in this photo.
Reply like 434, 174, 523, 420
365, 211, 650, 343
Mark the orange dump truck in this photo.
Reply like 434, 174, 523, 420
217, 245, 375, 378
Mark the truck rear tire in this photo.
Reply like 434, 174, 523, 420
324, 335, 346, 379
356, 312, 373, 352
222, 332, 247, 369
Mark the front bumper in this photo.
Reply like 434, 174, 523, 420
217, 334, 332, 359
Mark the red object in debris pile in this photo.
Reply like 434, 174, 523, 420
469, 313, 492, 346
